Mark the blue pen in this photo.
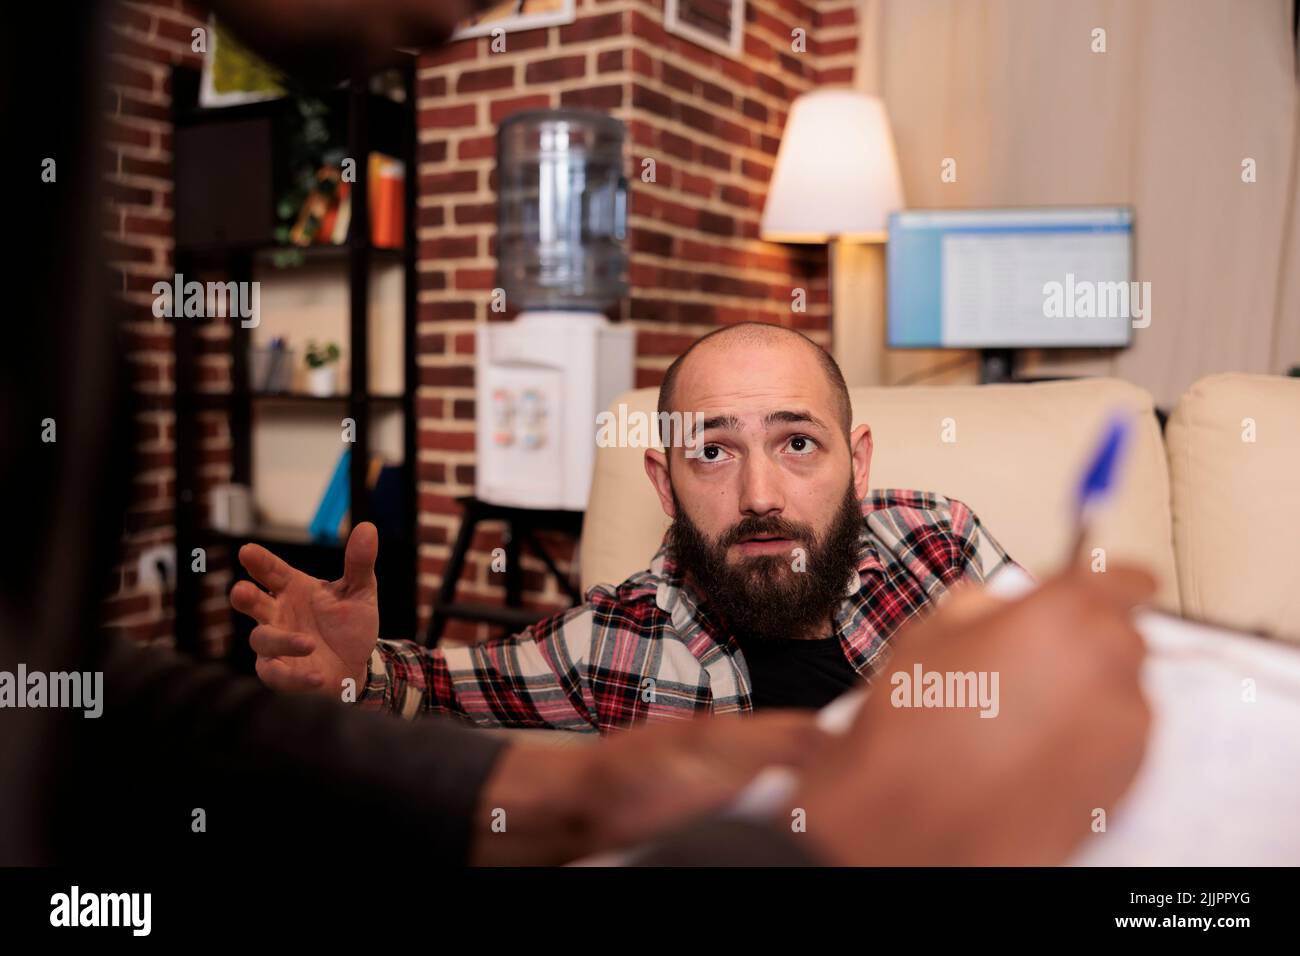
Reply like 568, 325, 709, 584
1069, 412, 1133, 565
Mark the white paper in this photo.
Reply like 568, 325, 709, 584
1070, 610, 1300, 865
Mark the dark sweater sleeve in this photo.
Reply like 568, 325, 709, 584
49, 633, 507, 866
634, 816, 821, 866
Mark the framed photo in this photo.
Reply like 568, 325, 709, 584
664, 0, 745, 59
199, 18, 286, 109
452, 0, 577, 41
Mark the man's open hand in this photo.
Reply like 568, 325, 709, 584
230, 522, 381, 699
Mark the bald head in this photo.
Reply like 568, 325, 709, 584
657, 323, 853, 444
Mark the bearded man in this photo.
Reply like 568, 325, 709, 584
233, 322, 1017, 731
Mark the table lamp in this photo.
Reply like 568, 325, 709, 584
760, 90, 905, 384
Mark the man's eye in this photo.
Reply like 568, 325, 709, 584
701, 444, 726, 461
787, 435, 817, 455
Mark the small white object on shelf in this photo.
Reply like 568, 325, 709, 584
305, 364, 338, 397
210, 483, 254, 534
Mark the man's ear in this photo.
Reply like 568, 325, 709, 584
644, 448, 676, 519
849, 424, 873, 500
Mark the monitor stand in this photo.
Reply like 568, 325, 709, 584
978, 348, 1017, 384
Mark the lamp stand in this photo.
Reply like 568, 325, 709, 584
829, 239, 888, 387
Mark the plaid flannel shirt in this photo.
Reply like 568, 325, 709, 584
358, 489, 1015, 733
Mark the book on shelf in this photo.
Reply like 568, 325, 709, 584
308, 449, 351, 541
368, 152, 405, 249
308, 451, 406, 543
368, 459, 407, 541
286, 153, 401, 250
329, 180, 351, 245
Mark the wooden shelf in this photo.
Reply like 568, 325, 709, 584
176, 241, 405, 267
255, 243, 405, 262
253, 391, 405, 406
204, 520, 418, 555
205, 522, 343, 550
191, 391, 406, 409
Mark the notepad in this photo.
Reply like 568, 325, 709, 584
1069, 610, 1300, 865
985, 566, 1300, 864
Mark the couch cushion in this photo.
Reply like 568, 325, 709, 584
1166, 373, 1300, 641
581, 378, 1179, 610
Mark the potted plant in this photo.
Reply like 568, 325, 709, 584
304, 341, 342, 396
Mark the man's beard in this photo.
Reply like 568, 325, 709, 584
667, 482, 863, 641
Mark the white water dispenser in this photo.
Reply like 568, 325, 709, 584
475, 109, 635, 510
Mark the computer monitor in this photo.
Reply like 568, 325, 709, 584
887, 207, 1135, 381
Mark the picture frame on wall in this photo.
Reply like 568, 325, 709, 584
199, 18, 286, 108
451, 0, 577, 41
664, 0, 745, 59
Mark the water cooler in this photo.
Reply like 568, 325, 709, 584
476, 110, 635, 511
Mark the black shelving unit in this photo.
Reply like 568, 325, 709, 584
170, 59, 419, 668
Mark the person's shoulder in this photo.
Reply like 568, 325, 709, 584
862, 488, 991, 564
583, 563, 670, 620
862, 488, 980, 530
863, 489, 1013, 583
509, 561, 672, 649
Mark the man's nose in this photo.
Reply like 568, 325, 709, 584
737, 455, 784, 516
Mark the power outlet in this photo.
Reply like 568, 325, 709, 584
137, 544, 177, 591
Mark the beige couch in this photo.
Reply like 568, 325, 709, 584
1166, 373, 1300, 639
581, 373, 1300, 642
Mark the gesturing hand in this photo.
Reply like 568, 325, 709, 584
230, 522, 381, 700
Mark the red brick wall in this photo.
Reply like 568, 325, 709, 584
103, 0, 235, 654
100, 0, 859, 648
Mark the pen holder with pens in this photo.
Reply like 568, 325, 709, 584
250, 340, 296, 393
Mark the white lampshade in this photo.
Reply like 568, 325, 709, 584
760, 90, 905, 244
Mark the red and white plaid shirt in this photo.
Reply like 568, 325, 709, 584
358, 489, 1016, 733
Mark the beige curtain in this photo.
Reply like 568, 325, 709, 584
1277, 79, 1300, 365
850, 0, 1299, 405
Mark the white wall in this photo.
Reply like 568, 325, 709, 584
848, 0, 1299, 405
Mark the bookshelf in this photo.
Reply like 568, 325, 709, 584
170, 59, 419, 669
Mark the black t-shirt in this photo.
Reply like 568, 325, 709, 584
735, 632, 863, 710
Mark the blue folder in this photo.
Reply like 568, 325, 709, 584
308, 449, 351, 541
